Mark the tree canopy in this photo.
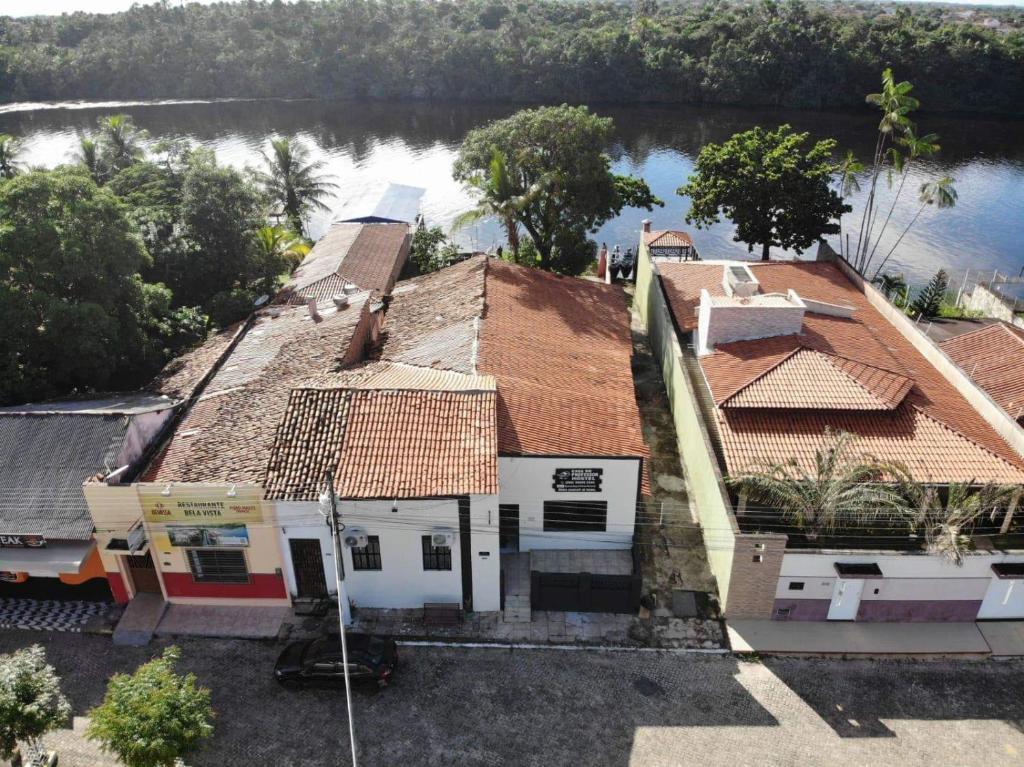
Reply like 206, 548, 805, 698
679, 124, 848, 261
87, 646, 214, 767
0, 1, 1021, 115
454, 104, 660, 274
0, 645, 70, 762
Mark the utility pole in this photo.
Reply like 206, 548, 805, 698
321, 469, 358, 767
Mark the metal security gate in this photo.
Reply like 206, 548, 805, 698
126, 553, 161, 594
530, 571, 641, 614
289, 539, 328, 599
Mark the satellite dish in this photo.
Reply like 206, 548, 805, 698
253, 294, 271, 308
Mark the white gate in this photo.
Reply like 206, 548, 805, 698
827, 579, 864, 621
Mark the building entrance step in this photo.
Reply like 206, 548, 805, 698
112, 593, 167, 646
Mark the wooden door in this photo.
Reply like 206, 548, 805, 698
126, 553, 161, 594
289, 539, 328, 599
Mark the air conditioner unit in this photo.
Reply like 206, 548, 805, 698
343, 529, 369, 548
431, 529, 455, 548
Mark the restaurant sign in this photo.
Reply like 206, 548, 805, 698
0, 534, 46, 548
552, 468, 603, 493
141, 491, 263, 524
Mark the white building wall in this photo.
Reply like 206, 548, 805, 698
778, 550, 1024, 604
275, 494, 500, 611
498, 456, 641, 551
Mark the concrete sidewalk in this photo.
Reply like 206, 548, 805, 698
727, 619, 995, 656
977, 621, 1024, 656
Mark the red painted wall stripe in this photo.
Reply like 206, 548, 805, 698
106, 571, 130, 605
160, 572, 287, 600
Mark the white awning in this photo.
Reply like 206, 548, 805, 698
0, 541, 95, 577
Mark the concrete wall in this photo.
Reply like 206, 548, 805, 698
822, 245, 1024, 459
774, 549, 1024, 622
498, 456, 640, 551
964, 284, 1018, 324
277, 494, 501, 612
696, 290, 805, 354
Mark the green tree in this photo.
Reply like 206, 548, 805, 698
0, 645, 70, 766
911, 268, 949, 319
873, 272, 908, 306
97, 114, 147, 176
71, 135, 105, 184
679, 124, 849, 261
178, 150, 276, 318
87, 647, 214, 767
0, 134, 22, 180
254, 225, 310, 273
410, 224, 458, 274
0, 167, 154, 403
726, 429, 912, 539
256, 137, 336, 235
453, 105, 660, 275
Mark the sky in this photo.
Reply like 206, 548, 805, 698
2, 0, 1022, 16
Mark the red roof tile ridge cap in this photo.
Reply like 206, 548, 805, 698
716, 344, 806, 406
820, 353, 905, 409
909, 403, 1024, 478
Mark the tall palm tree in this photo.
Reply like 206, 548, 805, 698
253, 225, 311, 274
256, 137, 336, 235
871, 177, 957, 279
451, 146, 549, 259
726, 429, 912, 539
899, 482, 1014, 566
97, 114, 147, 174
0, 133, 23, 180
71, 136, 105, 184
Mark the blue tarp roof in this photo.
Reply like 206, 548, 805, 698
338, 183, 425, 224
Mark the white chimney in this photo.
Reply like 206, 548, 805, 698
306, 297, 322, 323
696, 267, 807, 355
642, 219, 652, 234
332, 294, 350, 309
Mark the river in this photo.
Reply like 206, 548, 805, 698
2, 98, 1022, 290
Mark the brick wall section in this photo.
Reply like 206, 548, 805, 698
725, 533, 788, 619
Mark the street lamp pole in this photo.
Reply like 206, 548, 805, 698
322, 469, 358, 767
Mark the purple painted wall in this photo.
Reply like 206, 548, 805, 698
772, 599, 830, 621
771, 598, 983, 622
857, 600, 982, 622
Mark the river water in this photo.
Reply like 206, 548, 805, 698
2, 98, 1022, 289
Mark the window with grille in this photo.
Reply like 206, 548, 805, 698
543, 501, 608, 532
351, 536, 382, 571
421, 536, 452, 571
187, 549, 249, 584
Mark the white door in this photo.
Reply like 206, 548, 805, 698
827, 579, 864, 621
977, 578, 1024, 619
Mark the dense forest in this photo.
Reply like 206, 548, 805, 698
0, 0, 1022, 114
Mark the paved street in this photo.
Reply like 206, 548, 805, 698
2, 630, 1023, 767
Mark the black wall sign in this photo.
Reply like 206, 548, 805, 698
552, 468, 603, 493
0, 534, 46, 548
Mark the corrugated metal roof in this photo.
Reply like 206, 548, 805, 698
0, 414, 129, 540
338, 183, 425, 224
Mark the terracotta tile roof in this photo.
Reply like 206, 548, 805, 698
377, 257, 485, 374
144, 297, 370, 485
722, 348, 912, 410
148, 322, 246, 402
659, 260, 1024, 484
478, 259, 648, 461
307, 362, 495, 392
941, 322, 1024, 423
279, 223, 408, 303
265, 387, 497, 501
643, 230, 693, 248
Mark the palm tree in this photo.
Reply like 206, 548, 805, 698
0, 133, 23, 180
256, 137, 336, 235
253, 225, 311, 274
899, 482, 1014, 566
71, 136, 105, 184
97, 114, 147, 174
873, 272, 908, 305
726, 429, 912, 539
451, 146, 549, 259
871, 177, 957, 279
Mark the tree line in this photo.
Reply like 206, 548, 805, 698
0, 117, 333, 406
0, 0, 1022, 115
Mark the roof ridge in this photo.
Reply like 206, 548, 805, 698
910, 404, 1024, 478
717, 345, 805, 405
820, 353, 894, 409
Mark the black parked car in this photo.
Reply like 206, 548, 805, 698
274, 633, 398, 688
